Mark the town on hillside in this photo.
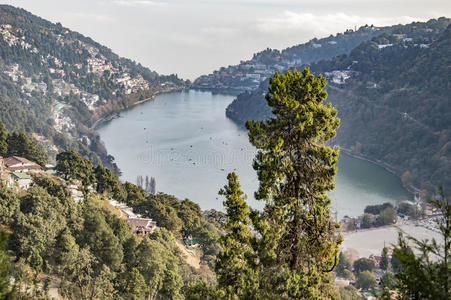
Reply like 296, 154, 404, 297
0, 20, 186, 162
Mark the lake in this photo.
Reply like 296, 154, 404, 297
98, 90, 410, 218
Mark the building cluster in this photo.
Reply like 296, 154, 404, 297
3, 64, 47, 97
0, 156, 43, 189
0, 22, 159, 138
0, 24, 38, 53
193, 28, 379, 93
377, 33, 433, 50
324, 70, 359, 85
192, 53, 303, 93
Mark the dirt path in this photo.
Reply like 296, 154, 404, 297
176, 240, 201, 270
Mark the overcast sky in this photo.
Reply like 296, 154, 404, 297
3, 0, 450, 79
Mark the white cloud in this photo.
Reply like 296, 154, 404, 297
113, 0, 166, 7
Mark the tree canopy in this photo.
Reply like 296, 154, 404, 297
211, 68, 342, 299
56, 150, 94, 186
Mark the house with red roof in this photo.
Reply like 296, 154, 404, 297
4, 156, 41, 172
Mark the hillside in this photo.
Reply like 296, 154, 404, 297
0, 129, 223, 298
192, 23, 396, 94
0, 5, 187, 170
226, 17, 451, 196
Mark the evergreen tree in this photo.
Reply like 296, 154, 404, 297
94, 165, 120, 195
150, 176, 156, 195
353, 258, 376, 274
6, 131, 47, 166
245, 68, 341, 298
56, 150, 94, 187
123, 267, 147, 300
388, 187, 450, 299
336, 251, 351, 278
0, 231, 15, 299
215, 172, 258, 298
380, 247, 389, 271
0, 121, 8, 157
355, 270, 377, 291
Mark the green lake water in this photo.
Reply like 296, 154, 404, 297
98, 90, 410, 218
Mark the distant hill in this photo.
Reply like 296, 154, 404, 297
0, 5, 187, 170
226, 17, 451, 196
192, 23, 396, 94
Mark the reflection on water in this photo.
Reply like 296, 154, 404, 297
98, 90, 410, 218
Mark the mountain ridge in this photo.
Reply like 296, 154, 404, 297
191, 23, 397, 94
0, 4, 188, 171
226, 17, 451, 196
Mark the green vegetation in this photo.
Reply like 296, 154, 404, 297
0, 121, 48, 166
0, 170, 221, 299
194, 68, 342, 299
194, 22, 396, 94
132, 194, 222, 268
353, 258, 376, 274
337, 285, 363, 300
56, 150, 94, 187
355, 270, 377, 291
0, 126, 223, 299
360, 203, 398, 228
374, 188, 451, 299
336, 252, 352, 278
226, 18, 451, 196
0, 231, 15, 299
214, 172, 257, 298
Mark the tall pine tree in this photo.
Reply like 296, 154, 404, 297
244, 68, 342, 298
0, 121, 8, 157
215, 172, 258, 299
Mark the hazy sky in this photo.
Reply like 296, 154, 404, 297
3, 0, 451, 79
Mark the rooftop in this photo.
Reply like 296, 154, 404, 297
4, 156, 38, 166
11, 172, 31, 179
127, 217, 156, 228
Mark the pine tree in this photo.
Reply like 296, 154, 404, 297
0, 231, 15, 299
56, 150, 94, 188
215, 172, 258, 298
388, 187, 450, 299
7, 131, 47, 166
380, 247, 389, 271
246, 68, 341, 298
150, 177, 156, 195
0, 121, 8, 157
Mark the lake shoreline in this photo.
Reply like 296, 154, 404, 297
339, 147, 418, 196
91, 87, 188, 130
98, 90, 411, 215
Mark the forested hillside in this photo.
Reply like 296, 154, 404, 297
226, 18, 451, 196
0, 5, 187, 170
0, 120, 224, 298
192, 23, 396, 94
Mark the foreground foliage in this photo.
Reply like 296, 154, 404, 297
379, 188, 451, 299
203, 68, 342, 299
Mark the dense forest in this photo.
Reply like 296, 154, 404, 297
226, 17, 451, 196
0, 121, 224, 299
0, 5, 187, 171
